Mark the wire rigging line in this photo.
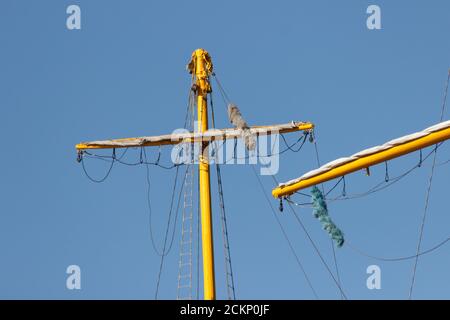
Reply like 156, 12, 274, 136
147, 85, 195, 258
144, 148, 182, 257
280, 133, 309, 153
210, 91, 237, 300
215, 70, 346, 298
436, 158, 450, 166
270, 132, 347, 298
155, 164, 190, 299
184, 88, 196, 129
313, 142, 325, 195
144, 149, 159, 256
184, 84, 201, 301
212, 73, 231, 105
81, 152, 114, 183
346, 236, 450, 262
80, 147, 130, 183
439, 70, 450, 121
155, 91, 194, 297
384, 161, 390, 182
207, 73, 312, 165
408, 69, 450, 299
215, 162, 237, 300
81, 147, 129, 162
324, 145, 441, 202
219, 132, 309, 164
215, 74, 321, 298
196, 167, 201, 300
325, 177, 345, 197
287, 144, 442, 209
256, 126, 310, 178
312, 133, 344, 299
287, 134, 447, 206
212, 75, 319, 298
189, 89, 201, 301
82, 147, 181, 170
331, 239, 342, 299
175, 84, 197, 300
251, 166, 319, 300
285, 200, 348, 299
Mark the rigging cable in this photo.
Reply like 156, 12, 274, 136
144, 148, 181, 257
251, 165, 319, 299
174, 84, 199, 300
190, 84, 201, 301
269, 130, 347, 298
196, 164, 201, 300
268, 132, 347, 298
312, 133, 344, 299
280, 132, 309, 153
285, 199, 348, 299
255, 119, 320, 299
212, 72, 311, 164
212, 73, 231, 105
216, 71, 345, 298
79, 148, 123, 183
346, 236, 450, 262
155, 164, 189, 299
408, 69, 450, 299
215, 162, 237, 300
324, 145, 441, 203
210, 91, 237, 300
269, 161, 348, 298
287, 145, 442, 208
81, 152, 114, 183
83, 148, 181, 170
156, 89, 195, 298
220, 132, 309, 164
436, 157, 450, 166
214, 73, 319, 298
329, 146, 439, 201
147, 84, 195, 258
325, 177, 345, 197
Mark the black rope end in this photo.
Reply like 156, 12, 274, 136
309, 131, 315, 143
76, 150, 83, 163
279, 198, 284, 212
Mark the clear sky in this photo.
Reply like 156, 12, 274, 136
1, 0, 449, 299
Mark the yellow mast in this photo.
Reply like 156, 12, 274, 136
190, 48, 216, 300
76, 48, 314, 299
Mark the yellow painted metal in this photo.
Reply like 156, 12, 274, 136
192, 48, 216, 300
272, 125, 450, 198
75, 122, 314, 150
75, 47, 316, 299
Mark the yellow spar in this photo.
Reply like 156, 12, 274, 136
191, 49, 216, 300
76, 48, 315, 300
272, 120, 450, 198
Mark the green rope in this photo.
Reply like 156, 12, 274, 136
311, 186, 344, 248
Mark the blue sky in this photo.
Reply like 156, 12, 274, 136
1, 0, 449, 299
